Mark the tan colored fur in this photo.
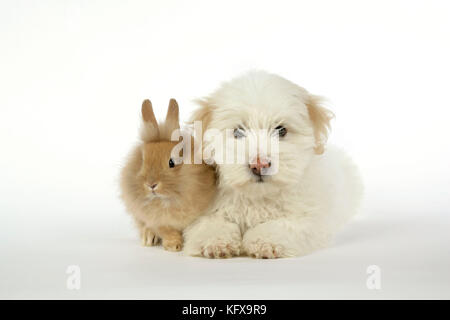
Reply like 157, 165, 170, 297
120, 99, 216, 251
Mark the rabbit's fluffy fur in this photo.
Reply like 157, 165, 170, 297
183, 70, 363, 258
120, 99, 216, 251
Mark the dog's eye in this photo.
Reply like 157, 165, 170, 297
233, 127, 246, 139
168, 158, 175, 168
275, 125, 287, 137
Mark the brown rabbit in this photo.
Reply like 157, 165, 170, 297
120, 99, 216, 251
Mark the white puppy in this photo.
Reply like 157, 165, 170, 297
183, 70, 363, 258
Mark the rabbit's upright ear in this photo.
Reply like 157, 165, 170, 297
158, 98, 180, 140
141, 99, 160, 142
165, 98, 180, 132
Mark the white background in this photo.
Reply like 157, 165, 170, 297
1, 0, 449, 299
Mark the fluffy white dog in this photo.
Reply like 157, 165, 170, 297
183, 70, 363, 258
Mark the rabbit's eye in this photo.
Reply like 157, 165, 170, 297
275, 125, 287, 137
233, 127, 245, 139
168, 158, 175, 168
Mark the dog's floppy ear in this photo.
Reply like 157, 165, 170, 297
189, 98, 216, 165
306, 95, 334, 154
190, 98, 213, 133
140, 99, 160, 142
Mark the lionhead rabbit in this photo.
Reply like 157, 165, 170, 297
120, 99, 216, 251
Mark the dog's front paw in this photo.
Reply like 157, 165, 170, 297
201, 238, 241, 259
243, 225, 291, 258
183, 216, 242, 258
243, 238, 285, 259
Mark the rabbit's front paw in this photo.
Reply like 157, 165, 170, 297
201, 238, 241, 258
141, 228, 160, 247
163, 237, 183, 252
158, 227, 183, 252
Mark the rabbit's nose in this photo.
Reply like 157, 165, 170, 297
150, 183, 158, 190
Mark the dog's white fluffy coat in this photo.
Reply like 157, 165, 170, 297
183, 70, 363, 258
